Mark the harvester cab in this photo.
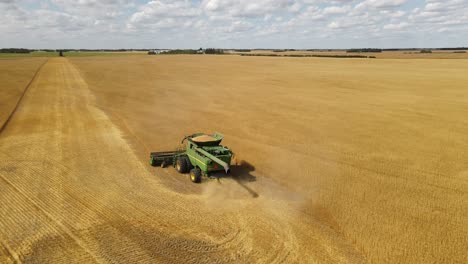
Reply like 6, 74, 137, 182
149, 133, 233, 183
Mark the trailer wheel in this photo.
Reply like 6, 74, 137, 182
190, 168, 202, 183
176, 156, 189, 173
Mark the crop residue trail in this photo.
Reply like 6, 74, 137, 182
0, 58, 362, 263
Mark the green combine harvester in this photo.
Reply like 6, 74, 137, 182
149, 133, 233, 183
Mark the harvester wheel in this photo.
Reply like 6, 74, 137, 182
176, 156, 189, 173
186, 158, 193, 170
190, 168, 202, 183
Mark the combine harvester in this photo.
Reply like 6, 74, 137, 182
149, 133, 233, 183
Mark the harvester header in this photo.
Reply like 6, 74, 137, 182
149, 133, 233, 183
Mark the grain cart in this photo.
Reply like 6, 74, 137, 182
149, 133, 232, 183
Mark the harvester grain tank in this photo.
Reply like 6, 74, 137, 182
149, 133, 232, 183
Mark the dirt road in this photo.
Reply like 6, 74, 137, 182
0, 58, 364, 263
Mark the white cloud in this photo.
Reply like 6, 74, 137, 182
127, 0, 200, 30
0, 0, 467, 49
383, 22, 408, 30
355, 0, 408, 11
323, 5, 350, 14
51, 0, 135, 19
328, 21, 341, 29
224, 20, 254, 33
201, 0, 296, 17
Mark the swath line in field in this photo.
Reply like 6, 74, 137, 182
0, 59, 48, 135
0, 171, 103, 264
0, 241, 19, 263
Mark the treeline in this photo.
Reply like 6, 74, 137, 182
204, 48, 224, 54
0, 48, 31, 53
240, 54, 375, 59
0, 48, 155, 53
155, 48, 224, 55
160, 49, 198, 54
273, 49, 297, 52
347, 48, 382, 53
59, 49, 148, 52
437, 47, 468, 50
306, 49, 335, 52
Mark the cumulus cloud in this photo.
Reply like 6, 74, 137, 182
128, 0, 200, 30
0, 0, 467, 49
408, 0, 468, 30
51, 0, 135, 19
323, 5, 351, 14
356, 0, 408, 9
201, 0, 297, 17
383, 22, 409, 30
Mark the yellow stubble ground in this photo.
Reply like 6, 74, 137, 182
0, 57, 47, 127
69, 55, 468, 263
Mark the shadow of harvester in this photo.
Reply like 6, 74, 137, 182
214, 160, 259, 198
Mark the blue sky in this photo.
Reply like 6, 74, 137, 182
1, 0, 467, 49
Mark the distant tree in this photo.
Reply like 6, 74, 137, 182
204, 48, 224, 54
160, 49, 198, 55
0, 48, 31, 53
347, 48, 382, 53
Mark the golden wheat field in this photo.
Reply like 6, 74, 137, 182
0, 54, 467, 263
0, 58, 47, 128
